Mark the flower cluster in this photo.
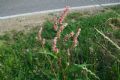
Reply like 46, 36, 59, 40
52, 37, 59, 53
56, 23, 68, 38
72, 28, 81, 48
38, 27, 46, 47
64, 31, 74, 41
38, 27, 43, 41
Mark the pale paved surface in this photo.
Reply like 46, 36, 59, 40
0, 0, 120, 17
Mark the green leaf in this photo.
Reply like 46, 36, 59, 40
26, 52, 33, 64
39, 50, 58, 59
65, 64, 87, 73
0, 40, 5, 48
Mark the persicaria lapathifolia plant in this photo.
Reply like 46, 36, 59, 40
37, 6, 100, 80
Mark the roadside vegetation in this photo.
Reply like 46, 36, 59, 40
0, 5, 120, 80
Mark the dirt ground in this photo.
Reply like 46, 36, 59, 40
0, 13, 54, 35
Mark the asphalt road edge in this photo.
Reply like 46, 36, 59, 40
0, 2, 120, 19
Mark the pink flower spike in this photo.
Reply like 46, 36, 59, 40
70, 31, 75, 37
53, 24, 58, 31
53, 48, 59, 53
59, 6, 69, 24
53, 37, 57, 46
52, 37, 59, 53
59, 17, 64, 25
76, 28, 81, 38
73, 38, 78, 47
72, 28, 81, 48
59, 25, 64, 32
64, 6, 69, 14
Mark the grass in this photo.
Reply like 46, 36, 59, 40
0, 6, 120, 80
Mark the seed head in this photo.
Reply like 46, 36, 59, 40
38, 27, 43, 41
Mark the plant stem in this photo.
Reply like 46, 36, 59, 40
95, 28, 120, 50
43, 49, 58, 80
